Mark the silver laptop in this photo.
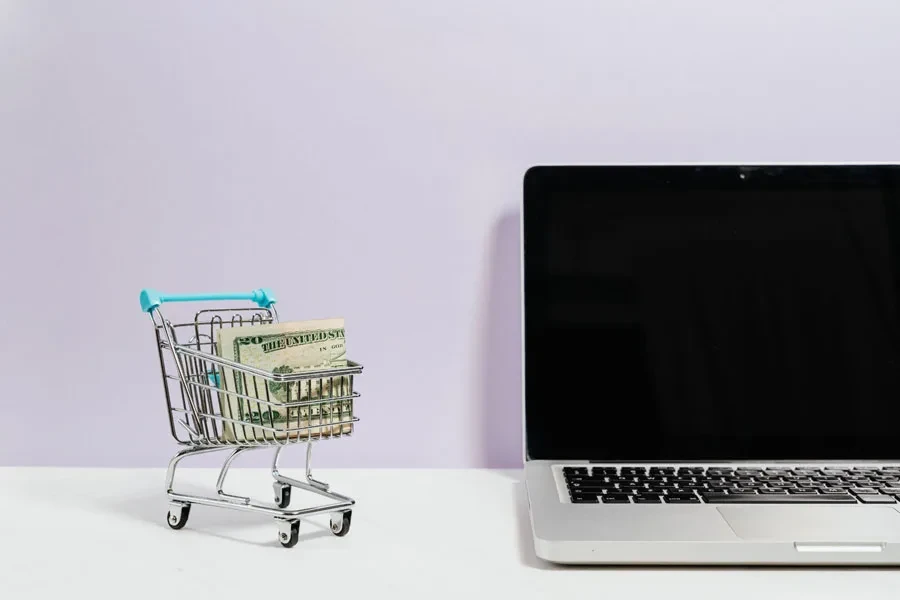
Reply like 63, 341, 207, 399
523, 164, 900, 565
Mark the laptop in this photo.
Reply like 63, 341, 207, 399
522, 164, 900, 565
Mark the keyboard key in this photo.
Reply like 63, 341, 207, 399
591, 466, 617, 477
573, 486, 619, 494
707, 468, 734, 476
650, 467, 676, 476
735, 469, 764, 477
634, 495, 662, 503
621, 467, 646, 476
850, 488, 879, 495
563, 467, 589, 476
857, 494, 896, 504
793, 468, 822, 476
664, 495, 700, 504
675, 481, 696, 489
788, 488, 819, 494
677, 467, 705, 475
571, 495, 600, 503
602, 494, 631, 504
568, 476, 606, 483
765, 469, 792, 476
568, 482, 617, 491
759, 488, 788, 494
701, 493, 856, 503
678, 482, 705, 489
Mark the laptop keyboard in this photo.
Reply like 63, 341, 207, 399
563, 466, 900, 504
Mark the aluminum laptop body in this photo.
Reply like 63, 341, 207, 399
522, 164, 900, 565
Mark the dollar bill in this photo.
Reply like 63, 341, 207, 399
214, 318, 354, 442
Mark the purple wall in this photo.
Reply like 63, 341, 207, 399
2, 1, 899, 467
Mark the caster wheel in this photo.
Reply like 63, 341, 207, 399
278, 520, 300, 548
330, 511, 352, 537
167, 503, 191, 530
274, 483, 291, 508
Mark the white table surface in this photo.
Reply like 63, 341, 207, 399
2, 467, 899, 598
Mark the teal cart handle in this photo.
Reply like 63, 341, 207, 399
140, 288, 276, 313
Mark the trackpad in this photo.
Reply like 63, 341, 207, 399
718, 506, 900, 541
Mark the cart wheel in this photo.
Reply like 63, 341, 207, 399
274, 482, 291, 509
278, 520, 300, 548
167, 503, 191, 530
330, 511, 352, 537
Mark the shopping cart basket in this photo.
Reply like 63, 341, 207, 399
140, 288, 362, 547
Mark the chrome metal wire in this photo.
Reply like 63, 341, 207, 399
148, 302, 362, 535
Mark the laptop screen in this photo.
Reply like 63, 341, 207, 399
523, 165, 900, 462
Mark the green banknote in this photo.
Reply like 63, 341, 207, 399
214, 318, 353, 442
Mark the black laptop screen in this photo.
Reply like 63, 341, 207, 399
524, 166, 900, 461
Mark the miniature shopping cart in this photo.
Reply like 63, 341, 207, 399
140, 288, 362, 547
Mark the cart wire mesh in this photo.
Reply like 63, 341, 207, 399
151, 307, 362, 447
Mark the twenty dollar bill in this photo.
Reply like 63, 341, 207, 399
215, 318, 353, 442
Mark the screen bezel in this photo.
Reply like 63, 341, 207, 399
522, 163, 900, 463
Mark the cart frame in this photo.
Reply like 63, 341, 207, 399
140, 288, 362, 546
